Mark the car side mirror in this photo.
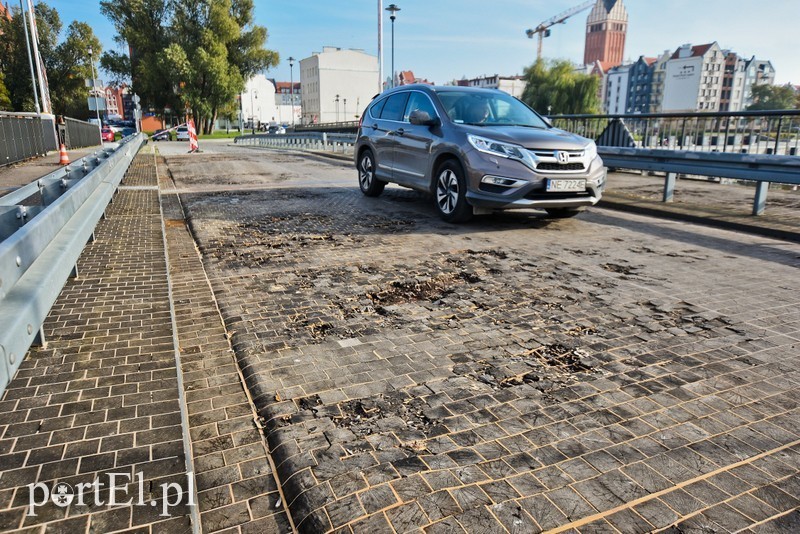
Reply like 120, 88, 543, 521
409, 110, 441, 128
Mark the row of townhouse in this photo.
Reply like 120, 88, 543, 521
599, 42, 775, 114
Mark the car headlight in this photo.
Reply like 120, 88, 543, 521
467, 134, 533, 167
583, 141, 598, 161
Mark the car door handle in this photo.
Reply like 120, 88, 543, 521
371, 124, 378, 130
396, 128, 405, 136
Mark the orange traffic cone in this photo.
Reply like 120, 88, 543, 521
58, 144, 70, 166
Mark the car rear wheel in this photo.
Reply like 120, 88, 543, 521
358, 150, 385, 197
434, 160, 472, 223
545, 207, 583, 218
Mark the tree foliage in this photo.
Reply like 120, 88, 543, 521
747, 83, 798, 111
101, 0, 278, 133
0, 3, 100, 117
521, 59, 600, 115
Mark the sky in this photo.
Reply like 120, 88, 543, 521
47, 0, 799, 86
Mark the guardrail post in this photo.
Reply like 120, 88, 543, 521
753, 182, 768, 216
322, 132, 328, 151
663, 172, 677, 203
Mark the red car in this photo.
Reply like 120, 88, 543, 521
101, 127, 115, 142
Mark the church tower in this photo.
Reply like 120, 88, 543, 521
584, 0, 628, 68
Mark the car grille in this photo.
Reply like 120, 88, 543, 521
536, 162, 586, 172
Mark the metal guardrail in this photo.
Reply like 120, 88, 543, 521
235, 132, 356, 155
552, 110, 800, 156
0, 113, 59, 166
0, 133, 144, 395
600, 147, 800, 215
294, 120, 359, 134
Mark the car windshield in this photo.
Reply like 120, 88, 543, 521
435, 90, 548, 128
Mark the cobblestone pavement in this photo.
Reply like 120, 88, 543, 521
159, 143, 800, 533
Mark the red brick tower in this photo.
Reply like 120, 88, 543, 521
584, 0, 628, 68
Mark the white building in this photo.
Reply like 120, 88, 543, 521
662, 42, 725, 112
241, 74, 278, 127
605, 64, 631, 114
741, 58, 776, 109
300, 47, 379, 124
273, 81, 301, 126
648, 50, 672, 112
460, 75, 527, 99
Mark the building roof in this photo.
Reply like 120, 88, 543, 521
274, 81, 301, 92
671, 43, 715, 60
603, 0, 621, 12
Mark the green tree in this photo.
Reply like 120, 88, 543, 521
0, 72, 12, 111
101, 0, 277, 134
747, 84, 796, 111
0, 3, 100, 117
521, 58, 600, 115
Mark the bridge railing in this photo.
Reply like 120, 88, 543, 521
235, 132, 356, 155
551, 110, 800, 156
0, 134, 144, 396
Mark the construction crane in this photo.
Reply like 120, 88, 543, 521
526, 0, 596, 60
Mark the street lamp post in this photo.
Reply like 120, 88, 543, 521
249, 89, 257, 134
288, 56, 296, 127
88, 46, 102, 135
335, 94, 340, 123
386, 4, 400, 88
343, 98, 347, 121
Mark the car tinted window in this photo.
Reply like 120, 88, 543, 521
369, 98, 387, 119
436, 90, 548, 128
403, 92, 437, 122
379, 93, 409, 121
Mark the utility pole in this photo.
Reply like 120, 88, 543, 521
19, 0, 39, 114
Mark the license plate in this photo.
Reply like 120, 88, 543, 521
546, 179, 586, 192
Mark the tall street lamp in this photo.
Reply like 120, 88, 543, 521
343, 98, 347, 121
88, 46, 102, 135
249, 88, 257, 134
335, 94, 340, 123
386, 4, 400, 88
288, 56, 296, 127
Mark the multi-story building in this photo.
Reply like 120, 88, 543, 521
720, 52, 747, 112
240, 74, 277, 127
626, 56, 656, 113
104, 86, 124, 120
456, 74, 527, 99
661, 42, 725, 112
584, 0, 628, 69
741, 58, 776, 109
299, 47, 378, 124
273, 81, 301, 125
605, 63, 631, 114
648, 50, 672, 112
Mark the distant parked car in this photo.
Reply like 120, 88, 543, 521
121, 127, 137, 137
176, 126, 190, 141
101, 127, 115, 142
268, 124, 286, 135
152, 129, 171, 141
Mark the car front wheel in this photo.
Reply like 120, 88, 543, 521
434, 160, 472, 223
358, 150, 386, 197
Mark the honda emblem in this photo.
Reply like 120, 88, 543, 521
555, 151, 570, 164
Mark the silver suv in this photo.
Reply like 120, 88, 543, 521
355, 85, 606, 222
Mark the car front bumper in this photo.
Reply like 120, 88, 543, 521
462, 149, 607, 210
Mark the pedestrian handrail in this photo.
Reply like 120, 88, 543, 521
551, 110, 800, 157
0, 133, 145, 395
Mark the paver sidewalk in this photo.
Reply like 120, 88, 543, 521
0, 147, 192, 532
